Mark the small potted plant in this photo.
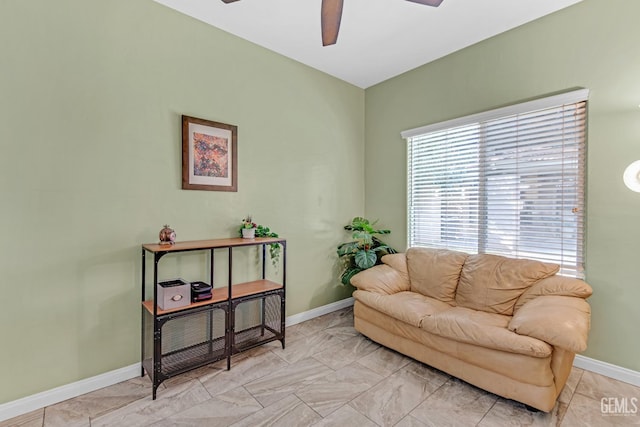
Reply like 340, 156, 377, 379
238, 216, 282, 267
241, 215, 257, 239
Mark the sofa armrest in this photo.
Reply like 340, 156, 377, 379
514, 275, 592, 312
350, 264, 410, 295
508, 295, 591, 353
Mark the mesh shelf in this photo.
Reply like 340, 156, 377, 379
143, 303, 228, 379
161, 305, 227, 375
233, 291, 283, 352
161, 338, 226, 376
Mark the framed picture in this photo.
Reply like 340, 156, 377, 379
182, 115, 237, 192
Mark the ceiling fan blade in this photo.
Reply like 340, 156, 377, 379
221, 0, 241, 3
405, 0, 444, 6
321, 0, 343, 46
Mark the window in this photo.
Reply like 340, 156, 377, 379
402, 90, 587, 278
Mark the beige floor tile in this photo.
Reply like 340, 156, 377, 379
43, 407, 89, 427
313, 334, 380, 370
409, 378, 497, 427
229, 394, 322, 427
43, 376, 152, 427
284, 322, 313, 340
403, 360, 450, 384
394, 415, 429, 427
271, 330, 344, 365
349, 366, 443, 427
90, 379, 211, 427
576, 371, 640, 402
356, 346, 411, 378
296, 362, 384, 417
311, 405, 378, 427
281, 323, 311, 343
478, 398, 559, 427
199, 349, 289, 397
558, 367, 584, 405
150, 387, 262, 427
561, 392, 639, 426
293, 308, 354, 338
244, 358, 334, 407
0, 408, 44, 427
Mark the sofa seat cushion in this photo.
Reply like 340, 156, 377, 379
420, 307, 552, 358
406, 247, 469, 304
455, 254, 559, 316
355, 302, 555, 387
352, 290, 452, 328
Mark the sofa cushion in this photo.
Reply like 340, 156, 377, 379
455, 254, 559, 316
509, 295, 591, 352
513, 275, 593, 313
381, 253, 409, 278
350, 264, 410, 295
353, 290, 452, 328
406, 247, 469, 304
354, 302, 555, 387
420, 306, 552, 358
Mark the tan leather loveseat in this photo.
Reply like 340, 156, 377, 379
351, 247, 592, 412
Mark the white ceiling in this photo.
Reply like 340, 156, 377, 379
153, 0, 582, 89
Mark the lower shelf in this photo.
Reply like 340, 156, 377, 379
163, 337, 227, 375
233, 325, 280, 353
143, 336, 227, 379
232, 291, 284, 353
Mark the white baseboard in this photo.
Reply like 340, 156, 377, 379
285, 297, 354, 326
574, 355, 640, 387
0, 297, 355, 422
0, 363, 141, 422
5, 297, 636, 423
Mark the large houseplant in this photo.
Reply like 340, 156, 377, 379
337, 217, 397, 285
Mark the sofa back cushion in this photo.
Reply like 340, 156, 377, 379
455, 254, 559, 315
406, 247, 468, 304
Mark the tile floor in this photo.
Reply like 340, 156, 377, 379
2, 307, 639, 426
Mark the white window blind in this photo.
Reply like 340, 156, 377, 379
403, 90, 587, 278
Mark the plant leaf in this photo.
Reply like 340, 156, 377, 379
372, 229, 391, 235
355, 249, 377, 269
337, 241, 359, 257
352, 217, 369, 227
371, 236, 397, 253
341, 267, 363, 286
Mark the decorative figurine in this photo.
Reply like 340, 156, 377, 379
159, 225, 176, 245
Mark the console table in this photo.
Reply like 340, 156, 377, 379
140, 237, 286, 399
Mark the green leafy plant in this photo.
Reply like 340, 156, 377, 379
238, 221, 281, 267
337, 217, 397, 286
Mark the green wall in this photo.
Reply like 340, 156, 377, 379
365, 0, 640, 372
0, 0, 364, 403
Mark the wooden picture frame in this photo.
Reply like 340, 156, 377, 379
182, 115, 238, 192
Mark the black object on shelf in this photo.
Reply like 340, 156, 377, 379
191, 281, 213, 302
